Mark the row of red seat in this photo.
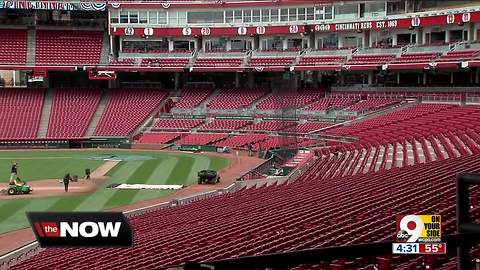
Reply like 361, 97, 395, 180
46, 89, 101, 138
324, 104, 480, 143
175, 133, 228, 145
199, 119, 252, 131
345, 98, 399, 112
0, 88, 44, 139
207, 88, 269, 110
94, 89, 168, 136
135, 132, 181, 144
248, 56, 295, 67
255, 89, 324, 110
109, 58, 135, 66
151, 119, 203, 131
35, 30, 103, 65
0, 29, 27, 64
194, 58, 243, 67
173, 85, 214, 109
306, 98, 357, 111
140, 58, 189, 67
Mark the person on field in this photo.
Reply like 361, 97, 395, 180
85, 168, 91, 180
9, 162, 18, 185
14, 177, 25, 187
63, 173, 72, 192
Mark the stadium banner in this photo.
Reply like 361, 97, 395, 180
0, 1, 106, 11
110, 11, 480, 37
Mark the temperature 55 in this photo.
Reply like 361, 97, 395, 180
420, 243, 447, 254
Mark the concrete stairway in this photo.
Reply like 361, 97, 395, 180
37, 88, 53, 138
26, 28, 36, 65
99, 34, 110, 65
85, 91, 109, 137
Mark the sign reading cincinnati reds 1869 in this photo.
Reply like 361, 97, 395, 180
319, 20, 398, 31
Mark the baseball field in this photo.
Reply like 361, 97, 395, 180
0, 150, 229, 234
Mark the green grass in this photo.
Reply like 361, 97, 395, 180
0, 154, 103, 182
0, 150, 229, 234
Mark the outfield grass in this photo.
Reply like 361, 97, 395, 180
0, 150, 229, 234
0, 151, 104, 182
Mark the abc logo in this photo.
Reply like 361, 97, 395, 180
397, 215, 424, 243
396, 230, 410, 242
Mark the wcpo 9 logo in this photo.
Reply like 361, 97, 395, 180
27, 212, 133, 248
396, 215, 441, 243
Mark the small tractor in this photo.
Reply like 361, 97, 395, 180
197, 170, 220, 184
7, 178, 32, 195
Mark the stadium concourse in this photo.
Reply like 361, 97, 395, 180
4, 0, 480, 269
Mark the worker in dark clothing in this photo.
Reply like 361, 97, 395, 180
63, 173, 72, 192
247, 143, 253, 157
85, 169, 91, 180
9, 162, 18, 185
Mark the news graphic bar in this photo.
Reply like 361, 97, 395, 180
27, 212, 133, 248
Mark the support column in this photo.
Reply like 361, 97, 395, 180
201, 38, 206, 52
423, 72, 427, 85
467, 22, 473, 41
312, 71, 319, 88
470, 23, 478, 41
226, 40, 232, 51
450, 72, 454, 84
392, 34, 398, 47
340, 73, 345, 85
291, 72, 299, 90
338, 35, 344, 48
247, 73, 254, 88
363, 30, 370, 48
168, 40, 174, 51
174, 72, 180, 90
476, 68, 480, 84
253, 35, 260, 50
109, 35, 114, 55
194, 38, 201, 51
235, 72, 240, 88
445, 29, 451, 44
397, 72, 400, 85
417, 28, 424, 45
368, 71, 373, 84
283, 37, 288, 50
